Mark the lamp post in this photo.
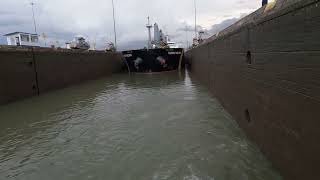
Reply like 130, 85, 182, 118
111, 0, 117, 50
194, 0, 197, 39
41, 33, 47, 47
30, 2, 38, 35
185, 25, 189, 49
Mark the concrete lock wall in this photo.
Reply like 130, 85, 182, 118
0, 47, 39, 104
185, 0, 320, 179
34, 49, 123, 93
0, 46, 124, 105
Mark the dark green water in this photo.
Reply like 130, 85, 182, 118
0, 72, 281, 180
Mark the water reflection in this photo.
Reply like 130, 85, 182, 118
0, 71, 281, 180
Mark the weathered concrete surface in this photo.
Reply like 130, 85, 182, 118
34, 49, 123, 93
185, 0, 320, 179
0, 46, 124, 105
0, 47, 38, 104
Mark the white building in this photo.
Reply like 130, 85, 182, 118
4, 32, 40, 46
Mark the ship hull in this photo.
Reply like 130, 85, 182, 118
122, 48, 183, 73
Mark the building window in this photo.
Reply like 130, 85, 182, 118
31, 35, 38, 43
21, 34, 30, 42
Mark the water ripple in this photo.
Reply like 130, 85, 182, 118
0, 72, 282, 180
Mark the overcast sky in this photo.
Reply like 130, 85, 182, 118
0, 0, 261, 50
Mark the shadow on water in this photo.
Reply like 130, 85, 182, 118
120, 71, 186, 88
0, 72, 185, 136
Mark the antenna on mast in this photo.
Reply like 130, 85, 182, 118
30, 2, 38, 35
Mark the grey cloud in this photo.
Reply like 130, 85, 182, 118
0, 10, 13, 15
120, 40, 147, 51
0, 0, 260, 50
208, 18, 239, 35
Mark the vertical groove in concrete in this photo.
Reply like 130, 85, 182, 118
31, 47, 40, 95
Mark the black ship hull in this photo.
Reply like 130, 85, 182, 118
122, 48, 184, 73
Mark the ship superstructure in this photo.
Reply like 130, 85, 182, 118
150, 19, 180, 49
69, 36, 90, 50
122, 17, 184, 73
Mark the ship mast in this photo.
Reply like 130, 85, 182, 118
30, 2, 38, 35
146, 16, 153, 50
111, 0, 117, 50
